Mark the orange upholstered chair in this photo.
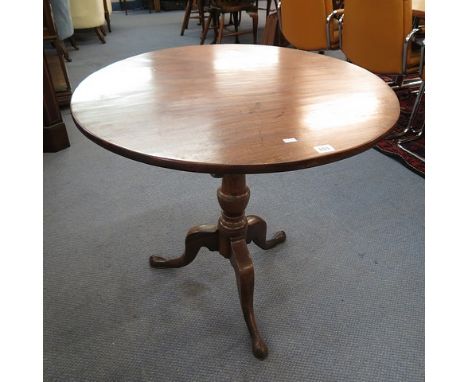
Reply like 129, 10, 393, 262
278, 0, 342, 51
340, 0, 423, 78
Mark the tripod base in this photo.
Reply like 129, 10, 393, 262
150, 174, 286, 359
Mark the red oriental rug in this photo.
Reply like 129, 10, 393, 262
374, 86, 425, 177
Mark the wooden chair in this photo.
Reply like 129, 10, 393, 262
180, 0, 207, 36
200, 0, 258, 44
278, 0, 342, 51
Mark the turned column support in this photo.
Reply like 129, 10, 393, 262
217, 174, 250, 257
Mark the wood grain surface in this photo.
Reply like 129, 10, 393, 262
71, 44, 400, 174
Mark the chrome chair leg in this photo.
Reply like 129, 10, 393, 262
397, 123, 425, 163
391, 80, 425, 139
395, 79, 425, 162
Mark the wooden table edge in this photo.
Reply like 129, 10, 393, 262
72, 113, 395, 175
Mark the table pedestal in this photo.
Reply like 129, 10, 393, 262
150, 174, 286, 359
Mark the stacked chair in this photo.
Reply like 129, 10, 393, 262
277, 0, 425, 157
339, 0, 425, 153
339, 0, 424, 87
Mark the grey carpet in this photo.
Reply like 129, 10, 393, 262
44, 10, 424, 382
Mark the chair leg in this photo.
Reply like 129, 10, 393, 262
217, 12, 225, 43
212, 11, 220, 44
200, 11, 212, 44
251, 12, 258, 44
56, 39, 71, 62
233, 12, 239, 43
105, 11, 112, 32
197, 0, 204, 26
95, 27, 106, 43
181, 0, 193, 36
397, 122, 425, 162
68, 35, 79, 50
100, 25, 107, 36
394, 81, 425, 139
261, 11, 278, 45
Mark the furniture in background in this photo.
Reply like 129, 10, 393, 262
412, 0, 425, 18
103, 0, 113, 32
71, 44, 400, 359
261, 10, 279, 45
278, 0, 342, 51
201, 0, 258, 44
44, 0, 72, 106
44, 54, 70, 153
333, 0, 343, 8
397, 66, 425, 161
120, 0, 161, 14
340, 0, 424, 86
256, 0, 277, 17
70, 0, 107, 43
49, 0, 74, 61
180, 0, 206, 36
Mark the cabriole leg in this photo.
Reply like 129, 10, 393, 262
150, 225, 218, 268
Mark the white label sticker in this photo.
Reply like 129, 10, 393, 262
283, 138, 298, 143
314, 144, 336, 154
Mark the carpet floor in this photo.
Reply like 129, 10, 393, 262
44, 9, 425, 381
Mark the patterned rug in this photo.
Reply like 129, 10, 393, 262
374, 85, 425, 177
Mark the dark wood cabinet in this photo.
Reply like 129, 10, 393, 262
43, 0, 72, 107
44, 54, 70, 152
43, 0, 71, 152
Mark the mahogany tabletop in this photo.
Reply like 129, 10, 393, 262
71, 45, 400, 174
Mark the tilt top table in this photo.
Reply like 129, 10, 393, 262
71, 44, 400, 359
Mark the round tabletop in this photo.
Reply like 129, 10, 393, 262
71, 45, 400, 174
